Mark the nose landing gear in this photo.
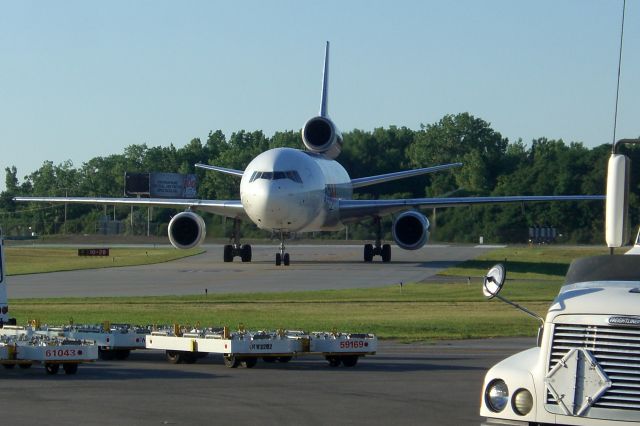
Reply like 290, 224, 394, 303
223, 218, 252, 263
275, 231, 290, 266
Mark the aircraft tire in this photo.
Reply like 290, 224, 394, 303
381, 244, 391, 263
276, 253, 282, 266
223, 245, 233, 262
364, 244, 374, 262
283, 253, 290, 266
241, 244, 252, 262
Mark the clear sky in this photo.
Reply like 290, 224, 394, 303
1, 1, 638, 191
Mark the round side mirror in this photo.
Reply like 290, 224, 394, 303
483, 263, 506, 299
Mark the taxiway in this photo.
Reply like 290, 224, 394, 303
9, 244, 498, 298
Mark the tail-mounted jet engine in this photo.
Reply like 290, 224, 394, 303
392, 211, 430, 250
301, 116, 343, 159
168, 211, 206, 249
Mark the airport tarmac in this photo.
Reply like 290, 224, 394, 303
9, 243, 500, 298
0, 337, 533, 426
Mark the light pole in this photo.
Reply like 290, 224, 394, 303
64, 188, 68, 235
58, 187, 70, 235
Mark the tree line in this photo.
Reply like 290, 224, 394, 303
1, 113, 638, 244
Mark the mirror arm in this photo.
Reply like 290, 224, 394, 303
494, 293, 544, 325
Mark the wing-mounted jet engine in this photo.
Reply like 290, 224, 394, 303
363, 210, 430, 263
168, 211, 206, 249
391, 210, 430, 250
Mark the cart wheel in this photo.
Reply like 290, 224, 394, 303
326, 356, 341, 367
63, 363, 79, 375
114, 349, 131, 360
19, 363, 32, 369
98, 348, 115, 360
262, 357, 276, 363
223, 355, 240, 368
3, 364, 16, 369
341, 355, 359, 367
241, 357, 258, 368
278, 356, 292, 363
166, 350, 182, 364
45, 363, 60, 375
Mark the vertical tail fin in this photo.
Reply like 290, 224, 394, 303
319, 41, 330, 117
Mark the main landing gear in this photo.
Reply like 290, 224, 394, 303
223, 218, 252, 263
275, 231, 290, 266
363, 217, 391, 263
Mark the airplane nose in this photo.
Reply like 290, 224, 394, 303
246, 181, 295, 228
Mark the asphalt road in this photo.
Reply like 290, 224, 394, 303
0, 338, 534, 426
9, 243, 499, 298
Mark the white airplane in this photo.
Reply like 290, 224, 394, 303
15, 42, 604, 266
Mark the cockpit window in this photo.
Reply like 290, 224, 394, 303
249, 170, 302, 183
286, 171, 302, 183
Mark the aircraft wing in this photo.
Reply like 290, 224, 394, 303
195, 163, 244, 177
13, 196, 247, 219
338, 195, 605, 222
351, 163, 462, 189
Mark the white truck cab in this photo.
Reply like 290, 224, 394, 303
480, 141, 640, 425
480, 256, 640, 425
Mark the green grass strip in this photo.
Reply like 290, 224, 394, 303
5, 247, 204, 275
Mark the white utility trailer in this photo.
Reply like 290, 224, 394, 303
36, 322, 149, 360
0, 333, 98, 375
146, 325, 377, 368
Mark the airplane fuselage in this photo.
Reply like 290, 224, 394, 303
240, 147, 352, 233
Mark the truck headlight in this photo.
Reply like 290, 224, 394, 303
485, 379, 509, 412
512, 388, 533, 416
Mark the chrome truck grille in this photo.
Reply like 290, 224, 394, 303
547, 322, 640, 413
